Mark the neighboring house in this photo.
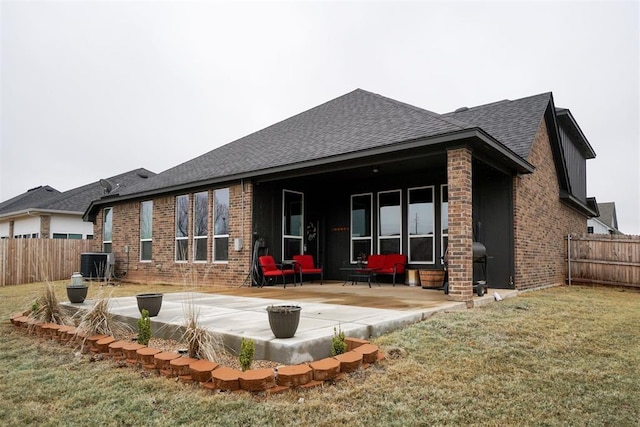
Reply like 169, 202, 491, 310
84, 89, 597, 301
588, 202, 621, 234
0, 168, 155, 240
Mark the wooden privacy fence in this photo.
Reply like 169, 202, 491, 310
568, 234, 640, 288
0, 239, 95, 286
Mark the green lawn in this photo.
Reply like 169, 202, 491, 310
1, 281, 638, 426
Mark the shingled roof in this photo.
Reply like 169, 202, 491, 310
442, 92, 552, 159
118, 89, 475, 196
0, 185, 60, 215
596, 202, 619, 230
0, 168, 155, 217
90, 88, 558, 205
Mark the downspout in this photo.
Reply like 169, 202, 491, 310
241, 178, 245, 247
567, 234, 572, 286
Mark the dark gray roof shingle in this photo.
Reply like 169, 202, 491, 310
443, 93, 552, 159
596, 202, 618, 230
0, 186, 60, 215
0, 169, 155, 216
119, 89, 473, 196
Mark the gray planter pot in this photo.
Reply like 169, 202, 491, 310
66, 286, 88, 303
136, 293, 163, 317
266, 305, 301, 338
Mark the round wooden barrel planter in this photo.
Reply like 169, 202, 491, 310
266, 305, 301, 338
419, 270, 446, 289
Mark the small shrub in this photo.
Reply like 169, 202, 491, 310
331, 325, 346, 356
239, 337, 255, 371
137, 309, 151, 346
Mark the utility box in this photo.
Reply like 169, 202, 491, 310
80, 252, 114, 279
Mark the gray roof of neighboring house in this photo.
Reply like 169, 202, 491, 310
0, 185, 61, 214
0, 168, 155, 217
442, 92, 552, 159
117, 89, 476, 196
596, 202, 618, 230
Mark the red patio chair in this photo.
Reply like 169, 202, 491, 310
258, 255, 296, 288
292, 254, 323, 285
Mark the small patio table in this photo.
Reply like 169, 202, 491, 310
339, 267, 381, 288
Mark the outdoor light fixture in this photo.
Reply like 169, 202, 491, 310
372, 166, 380, 174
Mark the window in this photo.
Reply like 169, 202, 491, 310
213, 188, 229, 262
140, 201, 153, 261
175, 195, 189, 261
351, 193, 372, 262
282, 190, 303, 260
53, 233, 83, 239
441, 185, 448, 259
193, 192, 208, 262
587, 226, 594, 234
103, 207, 113, 253
378, 190, 402, 254
408, 186, 435, 264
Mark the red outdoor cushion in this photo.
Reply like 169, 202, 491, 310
386, 254, 407, 274
365, 254, 386, 270
293, 255, 322, 275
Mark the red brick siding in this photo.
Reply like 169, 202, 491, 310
513, 118, 586, 290
447, 147, 474, 301
93, 181, 253, 286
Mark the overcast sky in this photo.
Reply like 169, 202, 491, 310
1, 0, 638, 234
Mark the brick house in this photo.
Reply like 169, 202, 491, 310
84, 89, 597, 301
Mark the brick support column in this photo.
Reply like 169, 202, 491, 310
446, 148, 473, 302
40, 215, 51, 239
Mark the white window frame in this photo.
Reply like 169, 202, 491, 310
350, 192, 373, 263
193, 191, 209, 263
175, 195, 189, 262
213, 188, 230, 263
282, 189, 304, 260
407, 186, 435, 264
441, 184, 448, 261
377, 189, 403, 255
103, 207, 113, 253
140, 200, 153, 262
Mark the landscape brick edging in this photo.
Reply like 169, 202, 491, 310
9, 314, 384, 393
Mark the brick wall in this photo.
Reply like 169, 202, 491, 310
447, 147, 474, 301
93, 181, 253, 287
513, 118, 586, 290
40, 215, 50, 239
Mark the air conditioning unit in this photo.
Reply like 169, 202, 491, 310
80, 252, 114, 280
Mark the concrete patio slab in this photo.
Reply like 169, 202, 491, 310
62, 284, 518, 364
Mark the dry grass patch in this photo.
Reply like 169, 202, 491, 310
0, 282, 639, 426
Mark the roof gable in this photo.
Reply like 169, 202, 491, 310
596, 202, 618, 229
